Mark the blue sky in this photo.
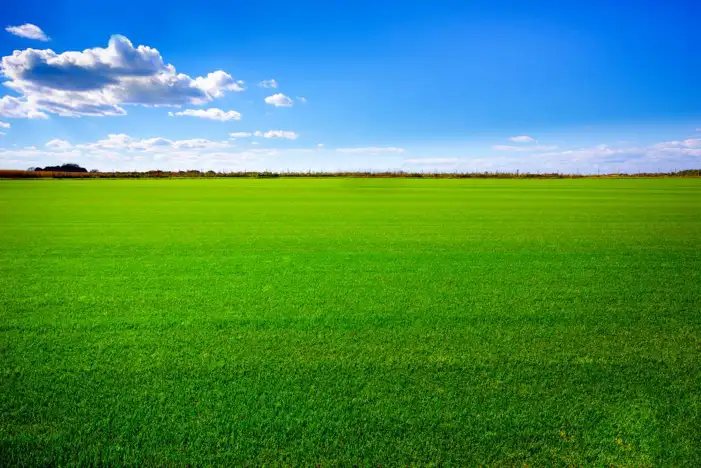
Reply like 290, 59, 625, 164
0, 0, 699, 173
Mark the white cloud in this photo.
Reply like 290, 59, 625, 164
4, 83, 127, 117
70, 133, 229, 152
228, 130, 297, 140
317, 143, 324, 148
652, 138, 701, 149
0, 132, 299, 171
169, 108, 241, 121
493, 144, 558, 152
0, 35, 243, 117
509, 135, 535, 143
528, 142, 701, 171
336, 147, 405, 154
258, 79, 278, 89
5, 24, 49, 41
0, 95, 49, 119
646, 140, 701, 158
193, 72, 245, 96
297, 97, 307, 103
0, 121, 9, 128
533, 144, 634, 161
45, 139, 72, 150
74, 134, 231, 152
172, 139, 231, 150
262, 130, 298, 140
264, 93, 293, 107
4, 133, 700, 174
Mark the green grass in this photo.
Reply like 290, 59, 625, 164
1, 178, 699, 466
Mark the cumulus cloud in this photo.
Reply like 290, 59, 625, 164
193, 72, 245, 96
0, 35, 244, 117
264, 93, 293, 107
0, 95, 49, 118
493, 144, 558, 152
297, 96, 307, 103
0, 121, 9, 128
336, 147, 405, 154
169, 108, 242, 121
229, 132, 252, 138
509, 135, 535, 143
5, 24, 49, 41
258, 79, 278, 88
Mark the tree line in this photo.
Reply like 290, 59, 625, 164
0, 166, 698, 179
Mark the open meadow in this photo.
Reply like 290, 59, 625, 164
1, 178, 699, 465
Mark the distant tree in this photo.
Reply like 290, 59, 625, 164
89, 169, 100, 173
35, 163, 88, 173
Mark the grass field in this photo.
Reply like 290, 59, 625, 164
1, 178, 699, 465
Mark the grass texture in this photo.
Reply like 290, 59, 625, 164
1, 178, 699, 466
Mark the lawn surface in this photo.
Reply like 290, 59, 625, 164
1, 178, 700, 465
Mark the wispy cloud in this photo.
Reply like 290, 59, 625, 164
493, 144, 558, 151
336, 147, 405, 154
0, 132, 328, 172
229, 130, 298, 140
258, 79, 278, 89
261, 130, 298, 140
509, 135, 535, 143
5, 24, 50, 41
652, 138, 701, 149
169, 108, 242, 121
45, 139, 72, 150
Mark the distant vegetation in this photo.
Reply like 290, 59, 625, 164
1, 168, 699, 179
30, 163, 89, 173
